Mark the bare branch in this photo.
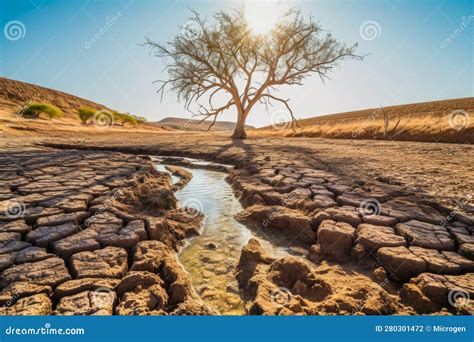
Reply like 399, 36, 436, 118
144, 5, 362, 138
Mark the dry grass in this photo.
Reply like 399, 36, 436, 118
257, 97, 474, 143
1, 76, 472, 143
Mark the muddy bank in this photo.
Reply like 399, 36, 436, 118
1, 140, 473, 315
0, 150, 212, 315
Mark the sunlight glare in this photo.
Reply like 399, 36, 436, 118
244, 0, 285, 35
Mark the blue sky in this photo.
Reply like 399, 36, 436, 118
1, 0, 472, 127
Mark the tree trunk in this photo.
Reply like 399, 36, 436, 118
231, 115, 247, 139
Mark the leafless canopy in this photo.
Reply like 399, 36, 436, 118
145, 6, 361, 138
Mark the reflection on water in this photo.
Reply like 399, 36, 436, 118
175, 167, 251, 314
156, 161, 305, 315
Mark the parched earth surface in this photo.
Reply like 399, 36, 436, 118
0, 133, 473, 315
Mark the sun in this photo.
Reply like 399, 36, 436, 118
244, 0, 285, 36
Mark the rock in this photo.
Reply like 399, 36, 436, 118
0, 256, 71, 288
373, 267, 388, 283
23, 207, 64, 221
400, 273, 474, 314
160, 255, 196, 305
378, 246, 427, 281
147, 213, 202, 250
0, 232, 21, 242
0, 293, 52, 315
236, 241, 400, 315
115, 271, 168, 315
316, 220, 355, 262
309, 185, 335, 198
409, 247, 459, 274
312, 207, 362, 228
350, 243, 366, 260
382, 198, 445, 224
0, 282, 52, 306
53, 228, 101, 259
116, 169, 177, 211
268, 256, 314, 290
0, 253, 16, 272
236, 205, 316, 244
305, 195, 337, 211
14, 247, 52, 264
36, 211, 90, 227
379, 244, 474, 281
0, 240, 31, 256
236, 238, 272, 287
70, 247, 128, 279
165, 165, 193, 190
25, 222, 79, 247
98, 220, 147, 249
0, 246, 53, 272
55, 290, 116, 315
204, 242, 218, 250
54, 278, 120, 299
130, 240, 171, 273
355, 223, 406, 253
0, 220, 31, 235
362, 215, 398, 226
130, 240, 208, 311
459, 243, 474, 260
395, 220, 455, 251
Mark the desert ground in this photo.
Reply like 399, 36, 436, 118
0, 78, 473, 315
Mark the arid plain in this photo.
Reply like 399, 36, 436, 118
0, 77, 473, 315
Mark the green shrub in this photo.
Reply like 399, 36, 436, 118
77, 108, 96, 124
18, 102, 64, 119
114, 112, 138, 126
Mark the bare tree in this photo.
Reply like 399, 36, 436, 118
145, 6, 361, 139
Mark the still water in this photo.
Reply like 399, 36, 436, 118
155, 159, 302, 314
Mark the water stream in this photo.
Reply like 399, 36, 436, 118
155, 158, 306, 315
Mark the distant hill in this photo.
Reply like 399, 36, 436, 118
257, 97, 474, 144
0, 77, 168, 136
0, 77, 112, 118
157, 117, 255, 131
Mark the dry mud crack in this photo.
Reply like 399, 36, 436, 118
0, 142, 472, 315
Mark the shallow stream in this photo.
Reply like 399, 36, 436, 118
155, 158, 305, 314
